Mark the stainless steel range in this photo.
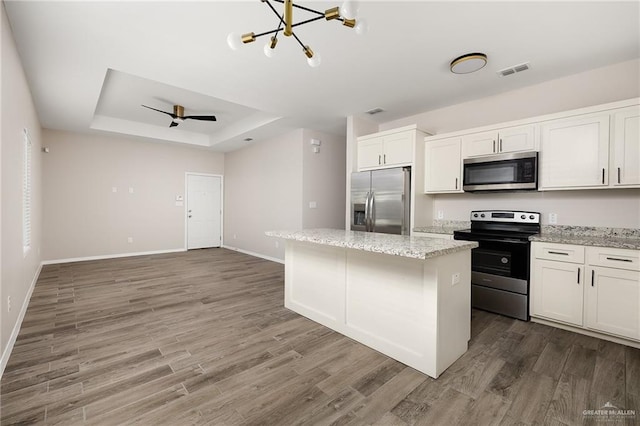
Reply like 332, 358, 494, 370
453, 210, 541, 321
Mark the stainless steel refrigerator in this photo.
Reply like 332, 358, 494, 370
350, 167, 411, 235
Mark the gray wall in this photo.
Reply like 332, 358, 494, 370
41, 129, 225, 261
1, 3, 43, 372
224, 128, 346, 261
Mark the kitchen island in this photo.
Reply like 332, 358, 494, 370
265, 229, 478, 378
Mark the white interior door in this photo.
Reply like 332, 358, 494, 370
187, 174, 221, 249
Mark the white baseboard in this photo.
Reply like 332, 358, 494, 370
0, 262, 42, 379
222, 245, 284, 264
41, 248, 187, 265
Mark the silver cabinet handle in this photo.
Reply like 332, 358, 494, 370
499, 139, 503, 152
618, 167, 621, 184
602, 168, 605, 184
493, 140, 496, 153
455, 177, 458, 190
383, 154, 386, 164
591, 269, 595, 287
370, 193, 376, 232
606, 257, 632, 262
577, 267, 580, 284
378, 155, 381, 165
548, 251, 569, 256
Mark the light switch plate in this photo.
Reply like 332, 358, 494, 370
549, 213, 558, 224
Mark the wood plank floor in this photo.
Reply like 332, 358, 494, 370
1, 248, 638, 425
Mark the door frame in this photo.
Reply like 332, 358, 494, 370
184, 172, 224, 250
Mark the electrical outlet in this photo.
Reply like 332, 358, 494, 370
127, 237, 133, 243
112, 187, 117, 193
129, 187, 134, 194
233, 234, 237, 240
7, 296, 11, 313
451, 273, 461, 285
437, 210, 444, 220
549, 213, 558, 224
275, 241, 279, 248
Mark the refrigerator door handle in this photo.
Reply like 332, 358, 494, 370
364, 191, 371, 232
370, 192, 376, 232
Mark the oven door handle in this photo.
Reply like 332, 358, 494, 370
456, 236, 530, 245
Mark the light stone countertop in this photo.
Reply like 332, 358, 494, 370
413, 226, 467, 235
531, 225, 640, 250
266, 228, 478, 260
530, 234, 640, 250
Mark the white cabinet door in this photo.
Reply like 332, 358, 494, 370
462, 125, 535, 158
383, 132, 414, 166
539, 114, 610, 189
357, 138, 384, 170
424, 137, 462, 193
531, 259, 583, 326
585, 267, 640, 340
462, 131, 497, 158
499, 125, 535, 153
612, 106, 640, 186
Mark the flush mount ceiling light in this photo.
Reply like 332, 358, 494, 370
450, 53, 488, 74
227, 0, 367, 67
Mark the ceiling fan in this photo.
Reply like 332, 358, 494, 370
142, 104, 217, 128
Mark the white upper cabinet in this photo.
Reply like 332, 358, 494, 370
612, 105, 640, 187
462, 125, 535, 158
357, 128, 418, 171
539, 114, 610, 190
424, 137, 462, 193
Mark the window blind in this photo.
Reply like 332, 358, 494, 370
23, 128, 32, 253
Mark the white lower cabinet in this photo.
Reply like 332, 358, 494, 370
531, 242, 640, 342
532, 259, 583, 326
586, 266, 640, 340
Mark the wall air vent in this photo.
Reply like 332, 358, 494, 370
365, 108, 385, 115
497, 62, 530, 77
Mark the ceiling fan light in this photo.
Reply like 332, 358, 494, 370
226, 32, 242, 50
450, 53, 488, 74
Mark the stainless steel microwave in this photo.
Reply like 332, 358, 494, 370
463, 151, 538, 192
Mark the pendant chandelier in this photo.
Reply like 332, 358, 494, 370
227, 0, 367, 67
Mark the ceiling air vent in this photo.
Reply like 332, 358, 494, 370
497, 62, 530, 77
365, 108, 385, 115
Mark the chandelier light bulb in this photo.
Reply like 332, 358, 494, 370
340, 0, 359, 19
307, 52, 322, 68
264, 43, 276, 58
354, 19, 368, 35
226, 32, 242, 51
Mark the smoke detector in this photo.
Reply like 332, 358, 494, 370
497, 62, 530, 77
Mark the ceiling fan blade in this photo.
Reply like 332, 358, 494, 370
183, 115, 217, 122
169, 121, 179, 128
142, 104, 177, 118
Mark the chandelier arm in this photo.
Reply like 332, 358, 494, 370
290, 31, 307, 49
291, 15, 325, 28
264, 0, 286, 26
253, 28, 284, 39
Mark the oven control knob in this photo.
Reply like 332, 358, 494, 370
473, 213, 478, 218
529, 215, 535, 220
480, 213, 485, 218
521, 214, 526, 219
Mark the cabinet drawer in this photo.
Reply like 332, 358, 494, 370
533, 242, 585, 264
587, 247, 640, 271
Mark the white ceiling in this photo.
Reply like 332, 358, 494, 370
4, 1, 640, 151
